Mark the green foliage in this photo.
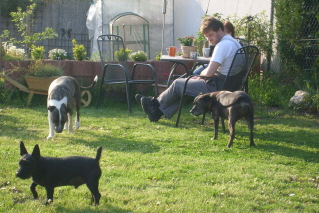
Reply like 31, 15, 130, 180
30, 45, 45, 60
114, 48, 132, 61
0, 0, 56, 57
249, 72, 295, 108
1, 42, 25, 60
130, 51, 147, 61
48, 48, 67, 60
155, 52, 161, 61
232, 11, 274, 57
72, 39, 87, 61
27, 60, 63, 77
274, 0, 319, 89
2, 54, 24, 61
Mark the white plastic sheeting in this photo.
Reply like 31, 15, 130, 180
86, 0, 174, 59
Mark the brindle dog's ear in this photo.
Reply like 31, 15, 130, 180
202, 94, 211, 102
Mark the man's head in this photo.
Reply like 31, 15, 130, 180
200, 17, 225, 46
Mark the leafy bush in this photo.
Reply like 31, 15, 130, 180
249, 72, 295, 108
114, 48, 132, 61
130, 51, 147, 61
72, 39, 86, 61
48, 48, 67, 60
31, 45, 45, 60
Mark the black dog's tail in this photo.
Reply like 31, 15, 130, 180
80, 75, 98, 90
95, 146, 102, 161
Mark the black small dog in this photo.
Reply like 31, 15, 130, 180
190, 91, 255, 148
16, 141, 102, 205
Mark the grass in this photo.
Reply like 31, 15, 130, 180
0, 99, 318, 212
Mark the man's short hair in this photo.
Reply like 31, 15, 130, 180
200, 17, 224, 35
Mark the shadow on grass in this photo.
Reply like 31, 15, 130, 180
69, 130, 161, 154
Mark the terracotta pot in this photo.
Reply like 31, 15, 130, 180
181, 46, 197, 58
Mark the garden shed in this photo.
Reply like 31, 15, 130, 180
86, 0, 174, 60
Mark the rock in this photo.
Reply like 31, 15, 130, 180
289, 90, 310, 105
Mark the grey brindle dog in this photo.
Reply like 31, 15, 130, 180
190, 91, 255, 148
47, 75, 98, 139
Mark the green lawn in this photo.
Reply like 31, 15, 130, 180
0, 102, 318, 212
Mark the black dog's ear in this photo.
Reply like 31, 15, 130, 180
47, 106, 56, 112
20, 141, 28, 156
31, 145, 41, 160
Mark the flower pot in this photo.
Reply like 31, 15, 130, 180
181, 46, 197, 58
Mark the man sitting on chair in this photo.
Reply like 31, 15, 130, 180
135, 17, 242, 122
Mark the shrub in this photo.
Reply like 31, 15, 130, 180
31, 45, 45, 60
2, 42, 25, 60
48, 48, 67, 60
27, 60, 63, 77
72, 39, 87, 61
130, 51, 147, 61
249, 72, 295, 108
114, 48, 132, 61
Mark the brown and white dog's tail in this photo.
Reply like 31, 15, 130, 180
80, 75, 98, 90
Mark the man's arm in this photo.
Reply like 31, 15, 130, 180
200, 61, 221, 77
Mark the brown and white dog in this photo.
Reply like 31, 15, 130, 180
47, 76, 98, 139
190, 91, 255, 148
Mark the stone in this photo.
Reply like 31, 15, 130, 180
289, 90, 310, 105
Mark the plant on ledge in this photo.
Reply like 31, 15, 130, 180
72, 39, 87, 61
48, 48, 67, 60
31, 45, 45, 60
114, 48, 132, 61
130, 51, 147, 61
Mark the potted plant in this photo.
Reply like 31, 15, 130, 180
24, 60, 63, 92
114, 48, 132, 61
130, 51, 147, 61
72, 39, 87, 61
48, 48, 68, 60
177, 35, 196, 58
31, 45, 45, 60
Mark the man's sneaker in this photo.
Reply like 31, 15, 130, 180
135, 94, 144, 106
141, 97, 163, 122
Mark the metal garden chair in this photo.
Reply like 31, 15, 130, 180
175, 45, 259, 127
95, 34, 159, 113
